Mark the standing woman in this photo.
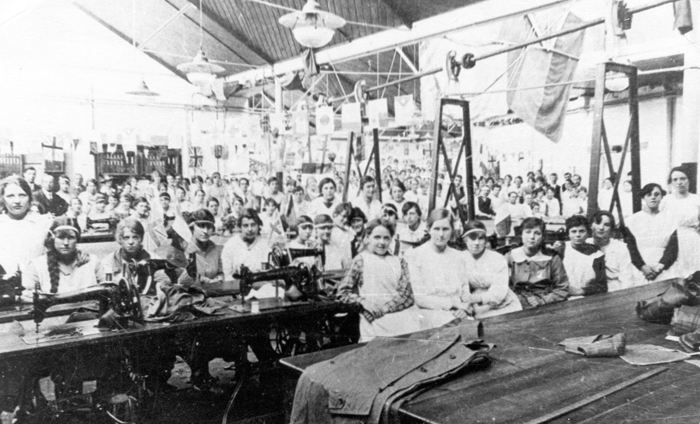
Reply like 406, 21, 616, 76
24, 216, 99, 295
0, 176, 48, 275
626, 183, 679, 283
462, 220, 522, 318
337, 219, 424, 341
661, 166, 700, 277
404, 209, 473, 328
506, 217, 569, 308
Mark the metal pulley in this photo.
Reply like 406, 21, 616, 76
353, 80, 367, 104
446, 51, 461, 81
461, 53, 476, 69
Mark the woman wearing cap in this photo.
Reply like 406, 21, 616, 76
0, 176, 49, 275
625, 183, 679, 284
314, 214, 351, 271
24, 216, 99, 295
337, 219, 424, 341
179, 209, 224, 286
98, 218, 150, 282
462, 220, 522, 318
87, 193, 115, 229
404, 209, 473, 328
506, 217, 569, 308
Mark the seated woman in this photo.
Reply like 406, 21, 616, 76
24, 216, 99, 295
404, 209, 472, 328
314, 214, 351, 271
461, 220, 522, 318
65, 197, 87, 232
98, 218, 150, 282
349, 207, 367, 257
179, 209, 224, 286
553, 215, 607, 297
587, 211, 635, 292
221, 208, 271, 279
86, 194, 115, 231
337, 219, 424, 341
112, 194, 133, 221
396, 201, 427, 251
288, 215, 314, 249
625, 183, 679, 284
331, 202, 354, 258
260, 197, 285, 246
506, 217, 569, 308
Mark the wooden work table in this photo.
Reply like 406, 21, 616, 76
281, 280, 700, 423
0, 296, 355, 361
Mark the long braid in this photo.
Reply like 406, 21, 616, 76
47, 245, 61, 293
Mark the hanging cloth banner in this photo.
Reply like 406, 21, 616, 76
341, 103, 362, 133
189, 146, 203, 168
501, 11, 584, 143
316, 106, 335, 135
367, 98, 389, 130
394, 94, 415, 126
123, 128, 138, 153
293, 110, 309, 135
42, 136, 64, 162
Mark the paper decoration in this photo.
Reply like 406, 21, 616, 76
189, 146, 203, 168
107, 143, 118, 154
316, 106, 335, 135
394, 95, 415, 126
270, 113, 286, 134
367, 98, 389, 129
293, 110, 309, 135
90, 142, 98, 155
341, 103, 362, 133
42, 136, 64, 162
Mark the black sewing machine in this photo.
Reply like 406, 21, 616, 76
85, 216, 118, 233
33, 268, 143, 333
231, 247, 325, 308
0, 264, 22, 307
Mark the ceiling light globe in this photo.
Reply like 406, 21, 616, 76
292, 25, 335, 48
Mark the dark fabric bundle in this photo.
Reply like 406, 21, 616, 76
290, 321, 491, 424
670, 305, 700, 336
680, 331, 700, 352
636, 277, 700, 324
144, 284, 228, 323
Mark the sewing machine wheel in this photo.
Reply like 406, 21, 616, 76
268, 246, 289, 268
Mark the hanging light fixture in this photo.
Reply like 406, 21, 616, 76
177, 0, 225, 93
126, 0, 159, 97
279, 0, 345, 48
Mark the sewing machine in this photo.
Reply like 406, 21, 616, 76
33, 269, 143, 333
85, 216, 117, 233
0, 264, 22, 307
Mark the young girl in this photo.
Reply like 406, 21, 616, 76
337, 219, 424, 341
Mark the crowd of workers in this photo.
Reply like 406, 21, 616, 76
0, 163, 698, 396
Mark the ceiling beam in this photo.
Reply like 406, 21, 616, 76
223, 0, 571, 85
72, 2, 189, 82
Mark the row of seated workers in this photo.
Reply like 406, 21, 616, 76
0, 168, 698, 406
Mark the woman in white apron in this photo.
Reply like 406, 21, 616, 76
660, 166, 700, 278
337, 219, 424, 341
625, 183, 679, 285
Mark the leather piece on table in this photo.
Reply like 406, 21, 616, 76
559, 334, 626, 357
636, 277, 700, 324
680, 331, 700, 352
669, 305, 700, 336
620, 344, 691, 365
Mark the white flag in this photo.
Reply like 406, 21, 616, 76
316, 106, 335, 135
341, 103, 362, 133
394, 94, 415, 126
367, 98, 388, 129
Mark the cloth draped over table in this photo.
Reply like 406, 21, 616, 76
142, 284, 228, 323
290, 321, 489, 424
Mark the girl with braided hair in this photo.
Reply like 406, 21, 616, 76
23, 216, 99, 295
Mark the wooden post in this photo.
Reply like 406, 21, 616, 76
342, 132, 354, 203
373, 129, 382, 203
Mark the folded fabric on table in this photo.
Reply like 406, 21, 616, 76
636, 277, 700, 324
144, 284, 228, 323
669, 305, 700, 336
559, 333, 626, 357
290, 321, 491, 424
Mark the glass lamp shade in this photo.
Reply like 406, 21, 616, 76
126, 80, 159, 97
605, 72, 629, 92
177, 49, 225, 86
186, 72, 216, 87
292, 24, 336, 48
